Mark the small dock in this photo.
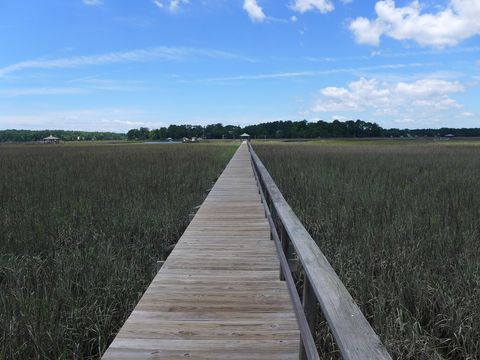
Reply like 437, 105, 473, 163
102, 143, 300, 359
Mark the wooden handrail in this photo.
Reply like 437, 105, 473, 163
248, 143, 392, 360
250, 148, 320, 360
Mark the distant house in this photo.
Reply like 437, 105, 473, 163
444, 134, 455, 138
43, 135, 60, 144
240, 133, 251, 141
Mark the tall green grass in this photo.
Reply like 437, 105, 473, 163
255, 143, 480, 360
0, 143, 235, 359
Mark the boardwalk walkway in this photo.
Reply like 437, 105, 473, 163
103, 143, 300, 359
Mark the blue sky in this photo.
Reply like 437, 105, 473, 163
1, 0, 479, 132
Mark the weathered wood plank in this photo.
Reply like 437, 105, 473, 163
103, 339, 299, 360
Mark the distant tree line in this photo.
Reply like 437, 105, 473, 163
242, 120, 383, 139
3, 120, 480, 142
127, 120, 480, 140
127, 124, 242, 141
382, 127, 480, 138
127, 120, 383, 140
0, 130, 126, 142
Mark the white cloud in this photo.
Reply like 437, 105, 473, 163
290, 0, 334, 13
83, 0, 102, 5
350, 0, 480, 47
243, 0, 266, 22
311, 78, 465, 115
153, 0, 189, 12
349, 17, 385, 46
0, 47, 248, 77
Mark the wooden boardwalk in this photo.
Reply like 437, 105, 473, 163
102, 143, 300, 359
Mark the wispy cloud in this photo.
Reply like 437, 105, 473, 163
304, 56, 338, 62
153, 0, 189, 12
0, 87, 85, 97
290, 0, 334, 14
200, 62, 432, 82
0, 108, 158, 132
68, 76, 147, 91
0, 77, 148, 97
304, 46, 480, 63
83, 0, 103, 6
0, 47, 251, 77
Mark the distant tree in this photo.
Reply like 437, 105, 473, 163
127, 127, 149, 140
127, 129, 139, 140
167, 125, 188, 139
137, 127, 150, 140
151, 128, 167, 140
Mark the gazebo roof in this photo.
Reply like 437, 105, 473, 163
44, 135, 60, 140
240, 133, 250, 137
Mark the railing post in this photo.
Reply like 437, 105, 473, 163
279, 225, 288, 281
300, 276, 317, 360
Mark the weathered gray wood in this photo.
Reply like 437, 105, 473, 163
288, 258, 300, 274
156, 260, 165, 272
279, 225, 288, 281
102, 143, 301, 360
254, 164, 320, 360
300, 277, 318, 360
250, 145, 392, 360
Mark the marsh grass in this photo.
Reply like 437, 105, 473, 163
0, 143, 235, 359
255, 142, 480, 360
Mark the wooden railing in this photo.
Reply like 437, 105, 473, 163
248, 143, 392, 360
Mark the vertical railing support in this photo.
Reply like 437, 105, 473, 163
279, 225, 288, 281
300, 276, 318, 360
